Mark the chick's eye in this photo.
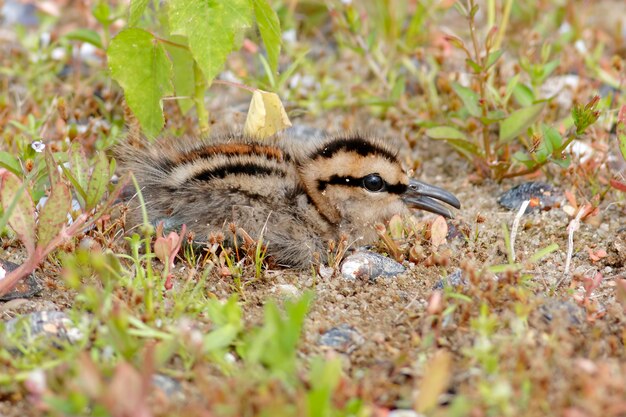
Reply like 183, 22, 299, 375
363, 174, 385, 192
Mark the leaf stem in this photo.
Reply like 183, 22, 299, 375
213, 79, 257, 93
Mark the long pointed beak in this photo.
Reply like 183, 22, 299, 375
403, 179, 461, 218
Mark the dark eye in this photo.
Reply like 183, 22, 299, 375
362, 174, 385, 192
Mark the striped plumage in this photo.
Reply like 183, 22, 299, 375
118, 134, 460, 268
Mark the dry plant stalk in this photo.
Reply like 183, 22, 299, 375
510, 199, 530, 262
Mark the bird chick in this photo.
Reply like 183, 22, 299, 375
118, 134, 460, 269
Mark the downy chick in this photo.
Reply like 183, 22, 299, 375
118, 134, 461, 268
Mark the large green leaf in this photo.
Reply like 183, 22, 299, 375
128, 0, 150, 27
499, 102, 546, 143
37, 181, 71, 249
0, 172, 36, 255
168, 0, 253, 86
252, 0, 281, 76
163, 36, 195, 114
108, 28, 174, 137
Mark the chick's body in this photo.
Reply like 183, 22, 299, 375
119, 134, 460, 268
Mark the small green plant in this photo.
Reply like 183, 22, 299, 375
238, 291, 313, 380
100, 0, 282, 135
0, 148, 125, 296
424, 1, 601, 180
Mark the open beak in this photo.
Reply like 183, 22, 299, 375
403, 179, 461, 218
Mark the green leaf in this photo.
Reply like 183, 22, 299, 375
480, 109, 506, 125
452, 82, 481, 117
67, 143, 90, 206
108, 28, 174, 137
307, 357, 343, 417
425, 126, 468, 140
504, 74, 520, 103
60, 165, 86, 208
551, 154, 571, 168
391, 74, 406, 101
542, 124, 562, 150
541, 59, 559, 82
485, 50, 503, 69
37, 182, 71, 249
529, 243, 559, 263
534, 125, 558, 163
168, 0, 253, 86
0, 172, 36, 255
431, 137, 482, 160
512, 151, 533, 165
499, 102, 546, 143
129, 0, 150, 27
488, 263, 522, 273
465, 58, 482, 73
252, 0, 281, 76
203, 324, 239, 352
0, 152, 22, 176
85, 152, 110, 210
44, 149, 61, 186
91, 174, 130, 226
162, 36, 195, 114
205, 295, 242, 328
512, 83, 534, 107
93, 1, 111, 25
64, 29, 103, 49
239, 292, 312, 374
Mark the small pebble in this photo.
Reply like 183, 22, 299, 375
537, 299, 585, 327
432, 269, 466, 290
273, 284, 300, 299
497, 182, 562, 213
3, 310, 83, 351
318, 265, 334, 280
318, 324, 364, 354
0, 259, 42, 301
152, 374, 185, 401
341, 251, 405, 282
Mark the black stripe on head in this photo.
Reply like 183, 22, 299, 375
191, 163, 285, 182
311, 137, 397, 161
317, 175, 407, 194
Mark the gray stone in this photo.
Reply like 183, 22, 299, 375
497, 182, 562, 213
318, 324, 364, 354
341, 251, 405, 282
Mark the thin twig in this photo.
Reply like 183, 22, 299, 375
510, 200, 530, 263
562, 207, 585, 280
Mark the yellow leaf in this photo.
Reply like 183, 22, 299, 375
414, 349, 452, 413
244, 90, 292, 139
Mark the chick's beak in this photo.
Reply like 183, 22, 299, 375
402, 179, 461, 218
